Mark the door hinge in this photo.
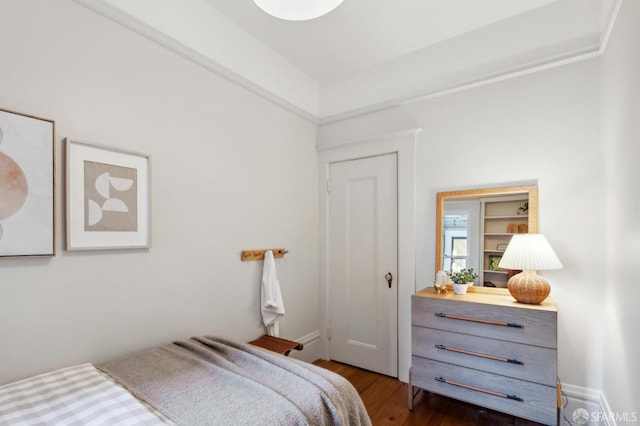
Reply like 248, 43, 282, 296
327, 326, 332, 341
326, 180, 332, 193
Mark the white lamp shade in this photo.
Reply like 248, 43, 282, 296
498, 234, 563, 271
253, 0, 344, 21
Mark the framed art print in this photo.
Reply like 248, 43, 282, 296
0, 108, 55, 257
65, 138, 151, 250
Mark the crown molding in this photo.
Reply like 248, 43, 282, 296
320, 41, 602, 125
597, 0, 623, 54
319, 0, 622, 125
73, 0, 621, 127
72, 0, 319, 124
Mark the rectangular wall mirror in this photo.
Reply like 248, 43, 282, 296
435, 185, 538, 294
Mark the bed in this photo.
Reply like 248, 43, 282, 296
0, 336, 371, 426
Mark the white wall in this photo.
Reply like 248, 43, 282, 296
601, 0, 640, 416
404, 58, 608, 395
0, 0, 319, 385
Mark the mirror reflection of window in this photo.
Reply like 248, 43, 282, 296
442, 200, 480, 274
443, 215, 468, 273
451, 237, 468, 272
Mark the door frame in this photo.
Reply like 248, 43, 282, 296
318, 129, 419, 383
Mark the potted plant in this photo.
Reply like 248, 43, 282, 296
450, 268, 479, 294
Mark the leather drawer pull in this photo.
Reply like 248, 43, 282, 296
435, 344, 524, 365
435, 312, 524, 328
434, 377, 524, 402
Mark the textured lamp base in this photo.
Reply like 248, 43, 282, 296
507, 270, 550, 304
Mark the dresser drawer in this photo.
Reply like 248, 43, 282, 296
412, 294, 557, 348
412, 326, 557, 386
411, 356, 556, 425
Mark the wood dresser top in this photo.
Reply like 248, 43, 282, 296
414, 287, 557, 312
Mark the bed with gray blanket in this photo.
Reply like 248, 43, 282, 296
0, 336, 371, 426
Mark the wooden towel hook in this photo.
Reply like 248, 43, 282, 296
241, 248, 288, 261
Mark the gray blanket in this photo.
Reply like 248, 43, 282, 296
100, 336, 371, 426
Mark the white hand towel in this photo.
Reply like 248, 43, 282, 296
261, 250, 285, 336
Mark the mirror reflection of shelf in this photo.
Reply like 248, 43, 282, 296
481, 195, 529, 288
485, 215, 528, 220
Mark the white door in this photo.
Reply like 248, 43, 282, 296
328, 153, 398, 377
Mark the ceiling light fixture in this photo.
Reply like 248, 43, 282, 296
252, 0, 344, 21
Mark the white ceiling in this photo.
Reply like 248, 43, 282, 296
73, 0, 618, 121
203, 0, 558, 81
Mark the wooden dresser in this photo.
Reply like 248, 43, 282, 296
410, 288, 557, 425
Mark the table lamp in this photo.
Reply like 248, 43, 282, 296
498, 234, 563, 304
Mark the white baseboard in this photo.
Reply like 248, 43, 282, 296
288, 330, 321, 364
561, 383, 616, 426
295, 329, 321, 346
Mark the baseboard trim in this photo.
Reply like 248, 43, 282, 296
288, 330, 321, 363
295, 330, 321, 346
561, 383, 616, 426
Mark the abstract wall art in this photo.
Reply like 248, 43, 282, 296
0, 108, 55, 257
65, 139, 151, 250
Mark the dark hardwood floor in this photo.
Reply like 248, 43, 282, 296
313, 360, 545, 426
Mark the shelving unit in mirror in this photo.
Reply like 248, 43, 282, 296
481, 195, 529, 288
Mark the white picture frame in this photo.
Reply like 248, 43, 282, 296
65, 138, 151, 250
